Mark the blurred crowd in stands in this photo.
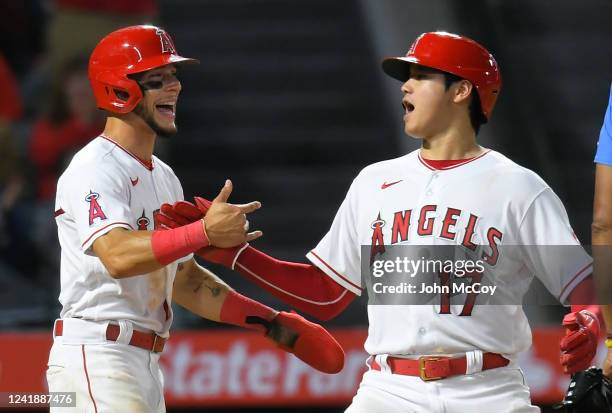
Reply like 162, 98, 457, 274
0, 0, 158, 327
2, 1, 570, 331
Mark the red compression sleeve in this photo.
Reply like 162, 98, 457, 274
151, 220, 209, 265
233, 247, 356, 321
219, 290, 276, 333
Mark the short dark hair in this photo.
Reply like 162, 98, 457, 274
443, 72, 487, 135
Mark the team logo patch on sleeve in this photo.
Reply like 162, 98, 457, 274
85, 191, 107, 226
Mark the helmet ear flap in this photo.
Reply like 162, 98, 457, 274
91, 71, 143, 113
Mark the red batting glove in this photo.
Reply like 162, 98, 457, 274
560, 310, 600, 374
194, 196, 213, 213
159, 201, 203, 227
155, 202, 197, 229
158, 198, 249, 269
247, 311, 345, 374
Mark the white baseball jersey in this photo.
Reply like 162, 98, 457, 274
54, 134, 192, 336
307, 149, 592, 357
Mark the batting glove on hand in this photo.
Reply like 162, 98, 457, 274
157, 198, 248, 269
560, 310, 600, 374
246, 311, 345, 374
157, 200, 204, 229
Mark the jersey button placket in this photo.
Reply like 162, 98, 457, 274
425, 172, 438, 197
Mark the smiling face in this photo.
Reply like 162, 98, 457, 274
131, 64, 181, 138
401, 64, 467, 140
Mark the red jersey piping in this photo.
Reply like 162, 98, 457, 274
559, 262, 593, 302
81, 222, 134, 248
308, 250, 363, 291
100, 135, 154, 171
418, 150, 491, 171
81, 345, 99, 413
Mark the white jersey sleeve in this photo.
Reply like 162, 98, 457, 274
306, 179, 363, 295
58, 164, 133, 254
517, 188, 593, 303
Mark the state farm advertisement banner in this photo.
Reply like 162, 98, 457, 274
159, 329, 368, 407
0, 327, 608, 407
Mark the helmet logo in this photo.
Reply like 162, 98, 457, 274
407, 42, 417, 56
156, 29, 176, 54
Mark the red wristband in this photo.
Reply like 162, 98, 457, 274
151, 220, 209, 265
219, 290, 276, 333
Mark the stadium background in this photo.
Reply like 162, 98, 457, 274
0, 0, 611, 411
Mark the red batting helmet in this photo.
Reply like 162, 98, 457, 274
382, 31, 501, 119
88, 25, 198, 114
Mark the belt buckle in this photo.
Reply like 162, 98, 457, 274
418, 356, 444, 381
152, 335, 159, 353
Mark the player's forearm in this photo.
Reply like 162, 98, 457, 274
93, 229, 164, 278
592, 164, 612, 332
600, 305, 612, 335
592, 222, 612, 245
592, 166, 612, 243
231, 246, 355, 321
93, 221, 209, 278
172, 262, 230, 321
173, 261, 279, 331
591, 245, 612, 332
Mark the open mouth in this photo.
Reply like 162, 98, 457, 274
156, 103, 176, 118
402, 101, 415, 115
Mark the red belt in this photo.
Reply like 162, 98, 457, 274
54, 319, 167, 353
371, 353, 509, 381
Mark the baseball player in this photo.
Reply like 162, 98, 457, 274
593, 83, 612, 379
46, 25, 344, 413
159, 32, 602, 412
553, 80, 612, 412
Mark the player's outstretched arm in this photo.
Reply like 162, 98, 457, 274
221, 246, 356, 321
592, 163, 612, 378
172, 258, 345, 374
157, 198, 355, 321
172, 257, 232, 321
172, 257, 294, 328
92, 180, 262, 278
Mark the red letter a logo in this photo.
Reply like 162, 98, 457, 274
370, 213, 386, 265
156, 29, 176, 54
85, 191, 107, 226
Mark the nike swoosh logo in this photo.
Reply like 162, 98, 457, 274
131, 177, 139, 186
381, 180, 402, 190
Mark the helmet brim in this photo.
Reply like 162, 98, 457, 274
126, 54, 200, 75
382, 56, 419, 82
